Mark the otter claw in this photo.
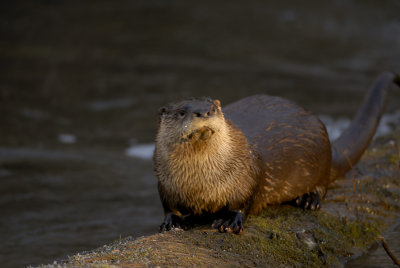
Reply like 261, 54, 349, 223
212, 211, 244, 234
159, 213, 184, 232
294, 192, 321, 211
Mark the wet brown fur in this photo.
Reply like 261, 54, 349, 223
224, 95, 331, 214
154, 73, 400, 224
154, 99, 260, 216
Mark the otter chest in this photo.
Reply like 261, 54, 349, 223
163, 158, 229, 214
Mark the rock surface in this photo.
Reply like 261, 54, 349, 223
42, 130, 400, 267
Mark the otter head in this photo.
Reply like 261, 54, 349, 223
157, 98, 224, 146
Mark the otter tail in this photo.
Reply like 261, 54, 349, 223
329, 72, 400, 182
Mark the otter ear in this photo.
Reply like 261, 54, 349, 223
158, 106, 169, 118
213, 99, 221, 108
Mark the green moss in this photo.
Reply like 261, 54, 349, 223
316, 213, 381, 247
178, 205, 383, 267
388, 153, 400, 167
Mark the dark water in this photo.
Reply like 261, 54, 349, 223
1, 1, 400, 267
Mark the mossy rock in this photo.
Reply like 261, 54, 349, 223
43, 130, 400, 267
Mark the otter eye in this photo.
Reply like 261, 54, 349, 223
178, 110, 186, 117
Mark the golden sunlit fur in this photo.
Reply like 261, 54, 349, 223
154, 73, 400, 231
154, 99, 260, 215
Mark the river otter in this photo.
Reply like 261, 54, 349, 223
154, 72, 400, 234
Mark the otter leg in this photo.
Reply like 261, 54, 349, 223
212, 210, 244, 234
159, 212, 185, 232
294, 191, 321, 211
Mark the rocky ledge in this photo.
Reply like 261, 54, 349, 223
42, 130, 400, 267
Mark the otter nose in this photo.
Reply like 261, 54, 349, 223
193, 105, 217, 118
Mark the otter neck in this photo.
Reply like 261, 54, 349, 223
171, 121, 234, 167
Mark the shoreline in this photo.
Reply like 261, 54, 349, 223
38, 129, 400, 267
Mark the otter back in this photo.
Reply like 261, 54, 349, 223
224, 95, 332, 213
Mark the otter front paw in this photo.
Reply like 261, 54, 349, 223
212, 210, 243, 234
294, 191, 321, 210
159, 212, 184, 232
